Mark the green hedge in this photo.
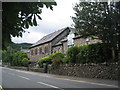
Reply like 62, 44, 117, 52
66, 46, 80, 63
65, 43, 112, 64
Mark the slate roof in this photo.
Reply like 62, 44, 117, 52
30, 27, 69, 48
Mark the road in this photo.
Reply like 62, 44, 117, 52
1, 67, 119, 90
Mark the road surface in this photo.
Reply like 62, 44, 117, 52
1, 67, 119, 89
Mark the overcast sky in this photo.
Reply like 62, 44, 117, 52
11, 0, 79, 44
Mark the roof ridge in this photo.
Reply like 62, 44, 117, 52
30, 27, 69, 48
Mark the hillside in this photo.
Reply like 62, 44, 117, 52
6, 43, 33, 51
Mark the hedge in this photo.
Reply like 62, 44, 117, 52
66, 43, 112, 64
66, 46, 80, 63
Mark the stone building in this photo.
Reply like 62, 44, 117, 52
30, 27, 71, 62
29, 27, 101, 62
73, 35, 102, 46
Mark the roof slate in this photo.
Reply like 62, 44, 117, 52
31, 27, 69, 48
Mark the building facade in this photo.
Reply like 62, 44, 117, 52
29, 27, 101, 62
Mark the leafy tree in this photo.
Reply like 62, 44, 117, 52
72, 2, 120, 59
22, 58, 29, 67
11, 51, 29, 66
2, 47, 14, 63
2, 2, 57, 49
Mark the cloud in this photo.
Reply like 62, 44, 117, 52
11, 28, 47, 43
12, 0, 79, 43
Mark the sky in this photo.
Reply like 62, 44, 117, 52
11, 0, 79, 44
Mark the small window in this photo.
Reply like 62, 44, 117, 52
39, 48, 42, 54
35, 48, 38, 55
45, 46, 48, 53
31, 50, 33, 55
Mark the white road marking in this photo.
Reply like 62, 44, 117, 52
37, 82, 59, 89
18, 75, 30, 80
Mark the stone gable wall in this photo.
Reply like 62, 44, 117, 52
30, 42, 52, 62
74, 37, 102, 46
52, 29, 70, 46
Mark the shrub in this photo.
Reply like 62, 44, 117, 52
51, 53, 64, 66
62, 56, 69, 64
11, 51, 29, 66
22, 58, 29, 67
37, 53, 64, 67
37, 56, 52, 68
66, 46, 80, 63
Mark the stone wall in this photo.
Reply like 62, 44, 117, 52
8, 66, 44, 73
48, 63, 119, 80
73, 36, 102, 46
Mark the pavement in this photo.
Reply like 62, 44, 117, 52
1, 67, 119, 90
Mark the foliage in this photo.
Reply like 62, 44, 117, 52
66, 46, 80, 63
64, 43, 113, 64
11, 51, 29, 66
51, 53, 64, 66
77, 43, 112, 64
2, 47, 14, 63
62, 56, 69, 64
37, 55, 52, 67
2, 47, 29, 66
77, 45, 89, 63
2, 2, 57, 49
72, 2, 120, 57
37, 53, 64, 67
22, 58, 29, 67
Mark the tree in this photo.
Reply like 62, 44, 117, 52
72, 2, 120, 59
2, 47, 14, 64
2, 2, 57, 49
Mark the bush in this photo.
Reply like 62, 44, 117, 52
11, 51, 29, 66
22, 58, 29, 67
66, 46, 80, 63
37, 56, 52, 68
62, 56, 69, 64
51, 53, 64, 66
37, 53, 64, 67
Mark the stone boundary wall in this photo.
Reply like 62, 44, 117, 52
7, 66, 44, 73
48, 62, 120, 80
7, 66, 28, 71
